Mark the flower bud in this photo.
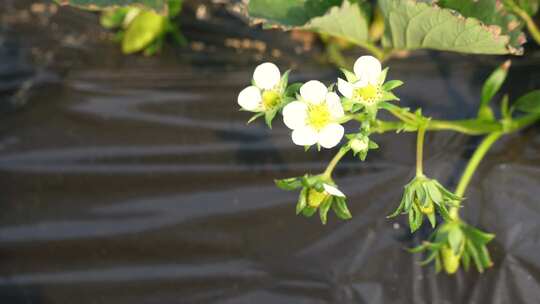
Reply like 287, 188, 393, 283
441, 245, 460, 274
350, 136, 369, 154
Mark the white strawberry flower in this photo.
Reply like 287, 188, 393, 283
282, 80, 345, 149
337, 55, 383, 105
238, 62, 283, 112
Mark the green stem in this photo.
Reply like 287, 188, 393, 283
450, 132, 503, 219
507, 0, 540, 45
416, 124, 426, 176
323, 147, 350, 179
454, 132, 502, 197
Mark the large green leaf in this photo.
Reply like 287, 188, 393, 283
248, 0, 342, 26
438, 0, 525, 54
55, 0, 170, 14
302, 0, 370, 45
248, 0, 370, 46
378, 0, 523, 54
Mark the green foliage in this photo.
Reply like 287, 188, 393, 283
55, 0, 171, 14
248, 0, 343, 26
247, 0, 526, 56
378, 0, 522, 55
514, 90, 540, 114
438, 0, 525, 52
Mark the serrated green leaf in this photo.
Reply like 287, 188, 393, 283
437, 0, 524, 52
248, 0, 342, 26
378, 0, 523, 55
248, 0, 370, 47
122, 10, 165, 54
514, 90, 540, 114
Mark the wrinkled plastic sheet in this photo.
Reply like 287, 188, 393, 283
1, 1, 540, 303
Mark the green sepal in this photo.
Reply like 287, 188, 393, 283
296, 188, 307, 215
340, 68, 357, 83
246, 112, 264, 124
264, 109, 279, 129
378, 67, 389, 84
278, 70, 290, 94
319, 197, 333, 225
382, 80, 403, 91
332, 197, 352, 220
302, 206, 317, 217
285, 82, 302, 97
448, 227, 464, 255
275, 177, 302, 191
379, 91, 400, 102
427, 211, 436, 228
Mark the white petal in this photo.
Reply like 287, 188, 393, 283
253, 62, 281, 90
325, 92, 344, 119
353, 78, 369, 88
323, 184, 345, 197
300, 80, 328, 104
317, 123, 344, 149
291, 126, 318, 147
353, 55, 382, 84
238, 86, 262, 111
337, 78, 353, 98
283, 101, 308, 130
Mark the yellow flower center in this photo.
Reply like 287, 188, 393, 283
307, 189, 328, 208
353, 84, 380, 104
307, 103, 331, 131
262, 91, 281, 110
416, 199, 434, 215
